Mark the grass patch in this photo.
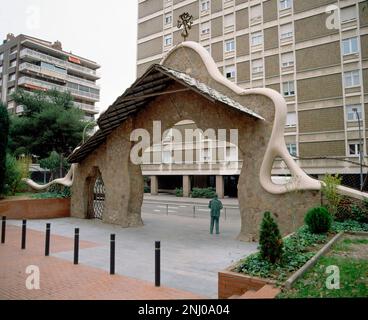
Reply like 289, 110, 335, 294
333, 238, 368, 253
278, 255, 368, 298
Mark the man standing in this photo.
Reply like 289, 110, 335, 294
208, 194, 223, 234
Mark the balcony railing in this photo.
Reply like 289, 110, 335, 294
20, 48, 99, 78
67, 73, 99, 89
20, 62, 100, 90
74, 101, 98, 113
67, 87, 99, 101
18, 76, 66, 91
18, 76, 100, 102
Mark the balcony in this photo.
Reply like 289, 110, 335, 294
19, 62, 67, 82
20, 62, 99, 89
18, 76, 99, 102
74, 101, 98, 114
18, 76, 66, 92
20, 48, 100, 80
67, 87, 99, 102
67, 73, 99, 90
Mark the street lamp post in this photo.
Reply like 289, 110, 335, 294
83, 120, 97, 144
353, 108, 364, 191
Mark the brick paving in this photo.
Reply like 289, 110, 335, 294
0, 225, 203, 300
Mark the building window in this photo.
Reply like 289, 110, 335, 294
252, 59, 263, 75
162, 149, 173, 164
201, 148, 213, 162
224, 39, 235, 53
8, 87, 15, 95
281, 52, 294, 67
341, 5, 357, 23
279, 0, 292, 10
286, 112, 297, 127
9, 60, 17, 68
346, 105, 362, 121
342, 37, 358, 55
280, 23, 293, 40
286, 143, 297, 156
344, 70, 360, 88
349, 142, 361, 156
9, 73, 16, 81
201, 22, 210, 35
201, 0, 210, 12
251, 31, 263, 46
250, 4, 262, 24
0, 53, 3, 60
225, 65, 236, 79
164, 34, 172, 47
164, 13, 172, 26
224, 13, 235, 29
283, 81, 295, 96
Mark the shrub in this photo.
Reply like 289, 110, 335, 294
0, 102, 9, 197
335, 197, 354, 222
321, 174, 342, 216
191, 187, 216, 198
175, 187, 183, 197
144, 185, 150, 193
351, 204, 368, 224
4, 154, 23, 195
305, 207, 332, 234
259, 212, 283, 264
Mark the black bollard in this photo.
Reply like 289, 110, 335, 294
110, 234, 115, 275
1, 216, 6, 244
74, 228, 79, 265
45, 223, 51, 256
21, 219, 27, 249
155, 241, 160, 287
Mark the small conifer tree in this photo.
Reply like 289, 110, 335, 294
259, 211, 283, 263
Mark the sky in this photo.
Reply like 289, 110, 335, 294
0, 0, 138, 115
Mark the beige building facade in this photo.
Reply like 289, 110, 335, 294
137, 0, 368, 195
0, 33, 100, 120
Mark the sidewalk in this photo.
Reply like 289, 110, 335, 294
144, 194, 239, 207
0, 225, 203, 300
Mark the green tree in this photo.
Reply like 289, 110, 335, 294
39, 151, 69, 181
0, 102, 10, 197
259, 212, 283, 264
9, 89, 86, 176
322, 174, 342, 216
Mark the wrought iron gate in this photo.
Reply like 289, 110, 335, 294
93, 175, 105, 219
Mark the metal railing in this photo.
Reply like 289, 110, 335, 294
18, 76, 100, 101
142, 201, 240, 221
20, 48, 99, 78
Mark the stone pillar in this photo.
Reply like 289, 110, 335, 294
216, 175, 224, 198
183, 175, 191, 197
150, 176, 158, 195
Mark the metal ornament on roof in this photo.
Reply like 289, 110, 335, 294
177, 12, 193, 41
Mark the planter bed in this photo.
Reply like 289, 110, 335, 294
278, 231, 368, 298
218, 221, 368, 299
0, 197, 70, 219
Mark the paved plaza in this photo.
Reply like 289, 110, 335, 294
1, 202, 258, 299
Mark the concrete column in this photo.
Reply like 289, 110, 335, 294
150, 176, 158, 195
216, 175, 224, 199
183, 175, 191, 197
